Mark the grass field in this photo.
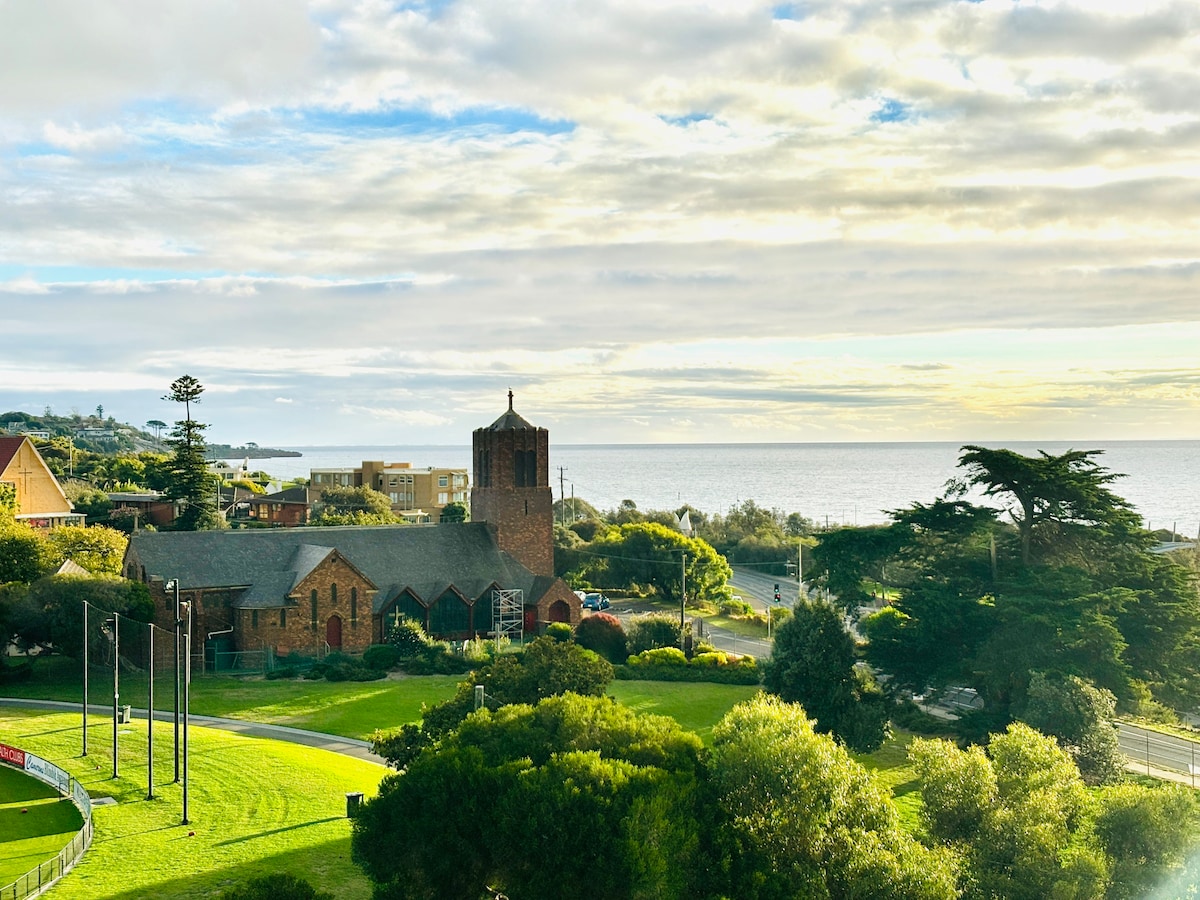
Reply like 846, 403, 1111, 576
0, 710, 385, 900
0, 763, 84, 887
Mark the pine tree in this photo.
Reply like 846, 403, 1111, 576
162, 375, 222, 531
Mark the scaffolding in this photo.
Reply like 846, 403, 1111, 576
491, 588, 524, 651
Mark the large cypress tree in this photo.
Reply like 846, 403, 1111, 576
162, 375, 223, 531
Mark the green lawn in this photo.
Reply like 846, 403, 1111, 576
0, 709, 385, 900
0, 763, 84, 886
607, 680, 761, 743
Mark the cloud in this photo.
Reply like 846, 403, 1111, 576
0, 1, 1197, 443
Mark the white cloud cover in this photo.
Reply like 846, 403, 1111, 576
0, 0, 1197, 445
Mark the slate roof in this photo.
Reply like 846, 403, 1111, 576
126, 523, 551, 612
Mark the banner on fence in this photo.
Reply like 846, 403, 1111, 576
0, 742, 26, 767
24, 752, 71, 794
71, 778, 92, 817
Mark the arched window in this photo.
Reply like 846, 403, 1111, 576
350, 587, 358, 626
310, 590, 319, 630
331, 583, 338, 605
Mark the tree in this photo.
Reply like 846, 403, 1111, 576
0, 522, 50, 584
573, 611, 627, 663
912, 723, 1104, 900
371, 636, 614, 769
162, 375, 223, 531
311, 485, 398, 525
62, 480, 112, 521
44, 525, 127, 576
1094, 783, 1200, 899
145, 419, 167, 443
709, 694, 957, 899
354, 694, 710, 900
955, 445, 1146, 567
1020, 671, 1124, 785
438, 500, 468, 523
626, 613, 682, 654
763, 599, 890, 751
14, 574, 152, 657
589, 522, 732, 606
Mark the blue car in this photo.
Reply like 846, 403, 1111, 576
581, 592, 610, 610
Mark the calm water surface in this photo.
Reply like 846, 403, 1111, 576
235, 441, 1200, 534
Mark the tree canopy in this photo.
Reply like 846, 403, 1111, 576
818, 446, 1200, 718
762, 599, 890, 752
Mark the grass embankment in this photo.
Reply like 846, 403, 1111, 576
0, 764, 84, 886
0, 709, 385, 900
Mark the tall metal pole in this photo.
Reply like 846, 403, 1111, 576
82, 601, 88, 757
111, 614, 119, 779
171, 580, 180, 783
182, 601, 191, 826
147, 624, 154, 800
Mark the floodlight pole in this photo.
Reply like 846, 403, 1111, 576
110, 614, 119, 779
147, 623, 154, 800
181, 599, 191, 826
82, 600, 88, 757
167, 579, 180, 783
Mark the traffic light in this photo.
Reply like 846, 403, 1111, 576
773, 583, 781, 602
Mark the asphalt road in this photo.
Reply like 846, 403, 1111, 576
1118, 722, 1200, 785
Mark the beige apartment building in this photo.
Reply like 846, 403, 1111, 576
309, 460, 468, 523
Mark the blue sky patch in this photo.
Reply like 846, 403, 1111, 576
871, 98, 911, 124
299, 106, 574, 137
771, 3, 808, 21
659, 113, 714, 127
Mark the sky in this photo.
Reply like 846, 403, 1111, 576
1, 0, 1198, 447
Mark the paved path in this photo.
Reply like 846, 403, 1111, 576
0, 697, 387, 766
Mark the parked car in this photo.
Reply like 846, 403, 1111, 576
581, 592, 610, 611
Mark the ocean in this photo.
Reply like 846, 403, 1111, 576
226, 441, 1200, 535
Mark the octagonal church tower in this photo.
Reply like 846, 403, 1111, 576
471, 391, 554, 577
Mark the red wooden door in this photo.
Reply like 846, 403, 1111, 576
326, 615, 343, 650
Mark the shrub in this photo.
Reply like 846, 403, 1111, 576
637, 647, 688, 666
219, 873, 333, 900
626, 614, 681, 654
462, 637, 493, 661
693, 651, 728, 667
546, 622, 573, 643
720, 598, 755, 617
386, 617, 434, 656
574, 612, 627, 663
362, 643, 401, 671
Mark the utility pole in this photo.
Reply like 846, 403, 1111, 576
557, 467, 567, 527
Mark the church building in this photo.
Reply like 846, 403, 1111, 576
121, 395, 581, 660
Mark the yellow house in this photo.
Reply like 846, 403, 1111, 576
0, 436, 84, 529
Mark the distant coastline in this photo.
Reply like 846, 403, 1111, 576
209, 444, 302, 459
